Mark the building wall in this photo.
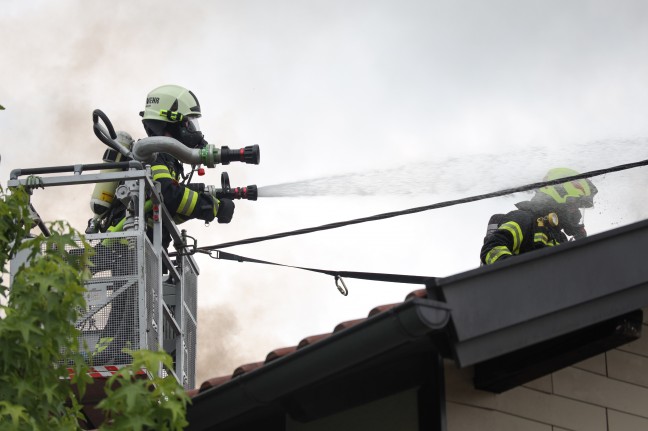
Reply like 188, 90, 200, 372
446, 314, 648, 431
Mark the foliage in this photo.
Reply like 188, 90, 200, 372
98, 349, 190, 431
0, 186, 90, 429
0, 186, 189, 430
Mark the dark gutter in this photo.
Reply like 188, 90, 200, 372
431, 217, 648, 367
473, 309, 642, 392
187, 298, 451, 430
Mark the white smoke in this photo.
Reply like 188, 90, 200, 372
3, 0, 648, 386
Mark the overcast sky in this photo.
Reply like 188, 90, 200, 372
3, 0, 648, 385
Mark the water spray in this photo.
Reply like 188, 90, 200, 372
256, 139, 648, 199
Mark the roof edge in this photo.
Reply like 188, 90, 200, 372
187, 298, 451, 429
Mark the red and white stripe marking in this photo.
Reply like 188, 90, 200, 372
67, 365, 147, 379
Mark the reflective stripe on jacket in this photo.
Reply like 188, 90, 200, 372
151, 154, 218, 224
480, 209, 563, 265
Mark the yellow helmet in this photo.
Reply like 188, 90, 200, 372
140, 85, 207, 148
141, 84, 201, 123
537, 168, 597, 208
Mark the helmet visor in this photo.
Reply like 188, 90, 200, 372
577, 194, 595, 208
575, 180, 597, 208
184, 117, 201, 133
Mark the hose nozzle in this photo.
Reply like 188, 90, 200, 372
201, 144, 260, 167
219, 145, 260, 165
207, 172, 258, 201
215, 185, 258, 201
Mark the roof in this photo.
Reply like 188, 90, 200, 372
186, 217, 648, 431
187, 290, 451, 430
190, 287, 431, 393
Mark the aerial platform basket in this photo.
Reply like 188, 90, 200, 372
8, 162, 198, 389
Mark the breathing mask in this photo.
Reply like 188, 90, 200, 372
176, 117, 207, 149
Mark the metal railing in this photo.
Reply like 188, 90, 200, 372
8, 163, 198, 389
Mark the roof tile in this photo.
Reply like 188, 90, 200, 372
199, 375, 232, 393
266, 346, 298, 363
298, 333, 330, 348
233, 361, 264, 377
333, 318, 365, 332
368, 303, 399, 317
194, 289, 426, 394
406, 289, 428, 300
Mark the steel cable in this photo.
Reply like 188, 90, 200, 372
198, 158, 648, 252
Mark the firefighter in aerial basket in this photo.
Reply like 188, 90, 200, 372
89, 85, 239, 364
139, 84, 235, 230
89, 84, 236, 244
480, 168, 598, 266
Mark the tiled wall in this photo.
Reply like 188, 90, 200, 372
446, 312, 648, 431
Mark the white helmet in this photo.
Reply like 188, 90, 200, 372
141, 85, 206, 148
141, 84, 201, 122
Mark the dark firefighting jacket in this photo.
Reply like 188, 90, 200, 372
103, 153, 218, 237
92, 153, 219, 270
150, 153, 218, 224
480, 201, 567, 265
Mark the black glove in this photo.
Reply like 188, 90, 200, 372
496, 253, 511, 262
187, 183, 206, 193
564, 223, 587, 240
217, 198, 235, 224
24, 175, 44, 195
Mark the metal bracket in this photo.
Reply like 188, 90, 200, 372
175, 229, 197, 256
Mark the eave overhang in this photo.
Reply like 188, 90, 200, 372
187, 298, 451, 430
431, 218, 648, 368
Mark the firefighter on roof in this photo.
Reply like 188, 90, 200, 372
480, 168, 597, 265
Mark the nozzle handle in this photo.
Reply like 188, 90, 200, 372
92, 109, 117, 139
92, 109, 132, 159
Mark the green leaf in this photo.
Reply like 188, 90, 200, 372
0, 401, 29, 426
0, 185, 188, 429
93, 337, 115, 356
